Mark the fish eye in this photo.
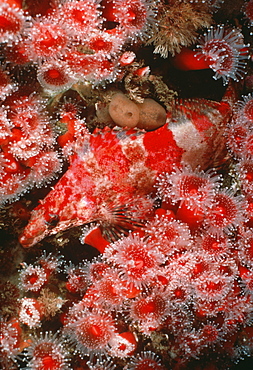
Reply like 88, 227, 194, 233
45, 213, 59, 228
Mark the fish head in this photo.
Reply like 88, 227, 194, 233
19, 177, 97, 248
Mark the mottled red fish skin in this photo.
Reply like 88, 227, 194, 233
19, 95, 233, 248
19, 123, 183, 248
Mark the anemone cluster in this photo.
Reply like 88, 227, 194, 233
2, 0, 253, 370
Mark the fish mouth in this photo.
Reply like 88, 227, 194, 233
18, 210, 49, 248
19, 224, 47, 248
19, 233, 38, 248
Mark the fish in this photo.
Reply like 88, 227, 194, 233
19, 97, 232, 248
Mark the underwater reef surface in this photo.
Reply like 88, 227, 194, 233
2, 0, 253, 369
